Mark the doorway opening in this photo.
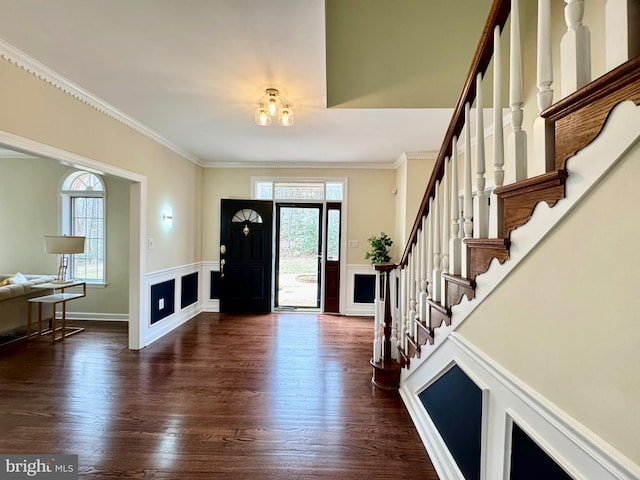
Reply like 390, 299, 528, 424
275, 203, 322, 310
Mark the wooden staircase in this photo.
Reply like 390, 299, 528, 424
399, 55, 640, 366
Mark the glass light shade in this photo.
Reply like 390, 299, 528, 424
266, 90, 279, 116
278, 106, 294, 126
254, 105, 271, 126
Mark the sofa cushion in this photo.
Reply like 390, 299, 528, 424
0, 272, 30, 286
0, 284, 26, 300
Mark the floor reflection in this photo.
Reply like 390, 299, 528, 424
269, 314, 343, 431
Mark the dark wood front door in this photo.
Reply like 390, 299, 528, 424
220, 199, 273, 313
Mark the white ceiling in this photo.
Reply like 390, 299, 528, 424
0, 0, 469, 168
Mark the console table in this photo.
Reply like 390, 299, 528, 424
28, 281, 86, 343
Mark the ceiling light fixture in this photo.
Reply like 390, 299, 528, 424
255, 88, 294, 127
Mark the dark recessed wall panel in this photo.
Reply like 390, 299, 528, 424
181, 272, 198, 309
354, 273, 375, 303
418, 364, 483, 480
510, 423, 573, 480
210, 271, 222, 299
150, 279, 175, 325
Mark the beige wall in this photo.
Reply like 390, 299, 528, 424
0, 58, 202, 273
202, 167, 397, 265
395, 156, 436, 253
457, 140, 640, 464
0, 157, 130, 314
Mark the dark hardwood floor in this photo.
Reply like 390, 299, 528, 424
0, 313, 439, 479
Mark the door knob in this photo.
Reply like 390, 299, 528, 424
220, 245, 226, 254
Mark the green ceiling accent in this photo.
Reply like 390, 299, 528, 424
325, 0, 494, 108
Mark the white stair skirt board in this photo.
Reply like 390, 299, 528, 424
401, 100, 640, 376
400, 333, 640, 480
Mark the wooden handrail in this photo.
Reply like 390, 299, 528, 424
401, 0, 511, 266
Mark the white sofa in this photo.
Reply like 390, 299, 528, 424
0, 273, 57, 340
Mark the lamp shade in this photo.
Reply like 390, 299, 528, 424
43, 235, 85, 254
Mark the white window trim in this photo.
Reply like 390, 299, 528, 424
59, 169, 107, 285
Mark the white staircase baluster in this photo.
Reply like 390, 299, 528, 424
401, 266, 408, 353
419, 216, 428, 322
490, 25, 505, 238
432, 181, 442, 302
462, 103, 474, 278
390, 269, 398, 361
606, 0, 640, 71
506, 0, 528, 184
426, 204, 434, 299
413, 246, 420, 340
474, 73, 489, 238
441, 158, 450, 306
532, 0, 555, 177
449, 137, 462, 274
408, 251, 416, 342
560, 0, 591, 97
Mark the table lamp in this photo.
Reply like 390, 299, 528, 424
43, 235, 86, 284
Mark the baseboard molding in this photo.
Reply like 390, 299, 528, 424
62, 312, 128, 322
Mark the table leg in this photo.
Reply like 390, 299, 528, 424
51, 304, 56, 343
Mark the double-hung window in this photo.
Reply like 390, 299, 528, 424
60, 171, 106, 284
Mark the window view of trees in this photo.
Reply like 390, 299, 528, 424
61, 171, 105, 283
277, 206, 320, 308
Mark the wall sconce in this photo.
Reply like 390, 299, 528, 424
163, 209, 173, 227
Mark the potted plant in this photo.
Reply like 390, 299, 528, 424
365, 232, 393, 264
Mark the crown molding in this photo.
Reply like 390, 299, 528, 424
0, 39, 203, 167
202, 160, 398, 170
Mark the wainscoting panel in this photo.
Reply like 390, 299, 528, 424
201, 261, 220, 313
144, 264, 202, 346
400, 333, 639, 480
418, 364, 483, 480
181, 272, 199, 309
345, 264, 376, 316
150, 279, 175, 325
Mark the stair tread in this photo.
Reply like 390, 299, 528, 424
463, 237, 510, 249
442, 273, 476, 289
426, 297, 449, 315
493, 170, 568, 198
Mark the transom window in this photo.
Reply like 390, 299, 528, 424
60, 171, 106, 283
254, 180, 343, 201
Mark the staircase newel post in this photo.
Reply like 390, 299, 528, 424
461, 103, 474, 279
440, 158, 450, 307
400, 266, 407, 354
449, 137, 462, 274
474, 73, 489, 239
506, 0, 528, 184
561, 0, 591, 97
532, 0, 555, 177
373, 268, 382, 363
490, 25, 505, 238
432, 182, 442, 302
370, 263, 401, 390
606, 0, 640, 70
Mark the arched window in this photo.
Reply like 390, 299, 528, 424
60, 171, 106, 283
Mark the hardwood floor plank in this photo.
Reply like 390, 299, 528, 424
0, 313, 439, 479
